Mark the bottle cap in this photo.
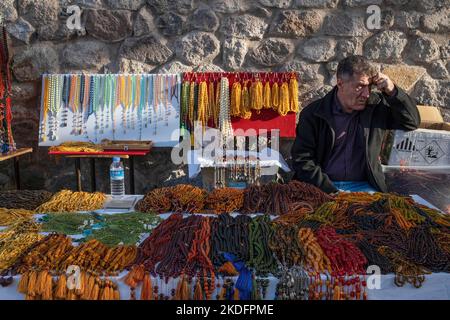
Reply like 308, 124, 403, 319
113, 156, 121, 162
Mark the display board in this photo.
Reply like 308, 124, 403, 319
38, 74, 181, 147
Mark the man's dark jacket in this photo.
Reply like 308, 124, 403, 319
291, 86, 420, 194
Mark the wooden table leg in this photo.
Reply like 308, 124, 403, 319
75, 158, 82, 192
13, 157, 21, 190
129, 156, 135, 194
90, 158, 96, 192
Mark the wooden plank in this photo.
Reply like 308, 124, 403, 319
0, 148, 33, 162
101, 140, 153, 151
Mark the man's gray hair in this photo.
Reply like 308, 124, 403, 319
337, 55, 378, 81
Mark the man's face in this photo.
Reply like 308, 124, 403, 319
336, 73, 373, 113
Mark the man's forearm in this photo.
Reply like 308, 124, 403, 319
384, 86, 421, 130
292, 157, 338, 194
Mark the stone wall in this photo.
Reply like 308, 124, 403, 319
0, 0, 449, 192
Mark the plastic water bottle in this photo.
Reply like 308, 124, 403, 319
110, 157, 125, 197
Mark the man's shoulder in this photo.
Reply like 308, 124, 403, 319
301, 93, 329, 116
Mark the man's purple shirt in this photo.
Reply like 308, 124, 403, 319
323, 91, 367, 182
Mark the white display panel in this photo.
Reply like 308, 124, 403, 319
38, 74, 181, 147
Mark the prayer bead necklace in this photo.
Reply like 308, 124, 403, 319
215, 77, 232, 189
60, 75, 70, 128
47, 75, 58, 141
39, 76, 50, 142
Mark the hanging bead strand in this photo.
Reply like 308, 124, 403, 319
61, 75, 70, 128
138, 75, 147, 140
39, 75, 50, 142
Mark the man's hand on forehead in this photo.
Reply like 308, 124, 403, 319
370, 72, 396, 96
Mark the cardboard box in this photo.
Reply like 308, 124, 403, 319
418, 105, 444, 128
381, 106, 450, 166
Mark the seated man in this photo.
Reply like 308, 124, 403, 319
291, 55, 420, 194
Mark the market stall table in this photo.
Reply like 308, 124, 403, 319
48, 150, 150, 194
1, 194, 448, 300
0, 148, 33, 190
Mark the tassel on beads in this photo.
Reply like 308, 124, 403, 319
113, 284, 120, 300
124, 264, 145, 288
108, 282, 115, 300
279, 82, 290, 116
88, 274, 98, 300
271, 83, 279, 109
333, 285, 341, 300
177, 275, 191, 300
103, 281, 109, 301
67, 289, 77, 300
141, 272, 153, 300
240, 82, 252, 119
25, 294, 35, 300
41, 272, 53, 300
250, 80, 263, 113
174, 276, 183, 300
105, 281, 111, 300
54, 274, 67, 300
193, 279, 203, 300
27, 271, 38, 298
105, 281, 112, 300
90, 279, 100, 300
135, 265, 145, 282
99, 283, 106, 301
101, 282, 107, 300
263, 81, 271, 109
182, 276, 189, 300
123, 269, 135, 288
233, 288, 240, 301
35, 270, 47, 297
111, 282, 117, 300
218, 262, 238, 276
231, 82, 242, 117
184, 277, 192, 300
17, 272, 29, 294
81, 274, 92, 300
140, 274, 148, 300
289, 76, 299, 113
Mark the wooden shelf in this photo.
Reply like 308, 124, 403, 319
0, 148, 33, 162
